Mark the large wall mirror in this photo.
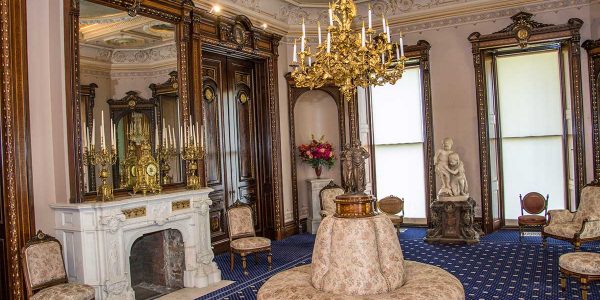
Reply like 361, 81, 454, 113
66, 0, 196, 202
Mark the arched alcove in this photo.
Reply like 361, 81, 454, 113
294, 90, 342, 221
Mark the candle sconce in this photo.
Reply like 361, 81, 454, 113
84, 145, 117, 201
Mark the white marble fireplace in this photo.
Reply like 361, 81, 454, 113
50, 189, 221, 300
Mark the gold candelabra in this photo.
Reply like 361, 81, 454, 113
180, 121, 205, 190
291, 0, 406, 102
84, 145, 117, 201
157, 144, 177, 185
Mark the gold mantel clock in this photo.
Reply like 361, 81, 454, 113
133, 142, 162, 195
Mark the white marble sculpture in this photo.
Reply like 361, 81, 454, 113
434, 137, 469, 198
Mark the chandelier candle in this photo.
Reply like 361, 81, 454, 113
290, 0, 406, 103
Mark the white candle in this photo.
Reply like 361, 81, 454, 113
293, 39, 297, 62
317, 22, 322, 45
109, 119, 113, 148
195, 122, 200, 147
179, 125, 183, 149
301, 36, 305, 53
91, 120, 95, 149
112, 123, 116, 149
327, 31, 331, 53
100, 110, 105, 149
382, 16, 386, 34
361, 22, 366, 47
400, 35, 404, 57
381, 53, 385, 66
302, 18, 306, 38
368, 5, 372, 29
396, 44, 400, 60
328, 7, 333, 26
155, 128, 159, 151
83, 126, 88, 149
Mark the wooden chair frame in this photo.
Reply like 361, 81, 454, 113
21, 230, 74, 298
377, 195, 405, 233
518, 192, 548, 240
560, 266, 600, 300
319, 181, 344, 218
227, 201, 272, 275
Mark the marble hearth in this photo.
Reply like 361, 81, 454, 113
50, 189, 221, 300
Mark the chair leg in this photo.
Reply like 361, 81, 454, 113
559, 272, 566, 290
230, 251, 234, 272
581, 277, 589, 300
575, 241, 581, 252
542, 235, 547, 248
267, 251, 272, 271
519, 225, 523, 241
242, 254, 248, 276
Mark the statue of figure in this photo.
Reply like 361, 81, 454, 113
448, 152, 469, 196
340, 142, 370, 194
351, 141, 370, 194
434, 137, 454, 196
434, 137, 469, 197
341, 144, 354, 192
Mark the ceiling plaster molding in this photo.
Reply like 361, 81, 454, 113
81, 43, 177, 65
278, 0, 590, 40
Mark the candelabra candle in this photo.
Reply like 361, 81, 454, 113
157, 142, 177, 185
83, 145, 117, 202
182, 142, 205, 190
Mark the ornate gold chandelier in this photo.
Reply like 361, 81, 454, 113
290, 0, 406, 102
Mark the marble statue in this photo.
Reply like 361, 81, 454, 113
341, 141, 370, 194
434, 137, 469, 197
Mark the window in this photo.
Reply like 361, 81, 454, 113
371, 66, 427, 221
487, 46, 574, 224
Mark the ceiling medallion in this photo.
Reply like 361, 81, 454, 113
290, 0, 406, 102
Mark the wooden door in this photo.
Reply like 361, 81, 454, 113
202, 52, 260, 253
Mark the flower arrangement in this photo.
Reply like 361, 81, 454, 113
298, 135, 336, 178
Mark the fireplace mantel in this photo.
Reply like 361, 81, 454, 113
51, 189, 221, 300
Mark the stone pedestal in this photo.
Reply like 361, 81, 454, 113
307, 178, 334, 234
424, 196, 480, 244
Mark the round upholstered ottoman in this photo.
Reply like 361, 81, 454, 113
257, 215, 465, 299
559, 252, 600, 300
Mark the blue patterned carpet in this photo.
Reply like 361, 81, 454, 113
198, 229, 600, 300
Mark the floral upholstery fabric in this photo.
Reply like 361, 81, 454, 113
559, 252, 600, 275
31, 283, 95, 300
573, 186, 600, 224
257, 261, 464, 300
228, 206, 255, 238
548, 209, 575, 224
320, 187, 343, 217
311, 215, 405, 295
25, 241, 67, 288
544, 223, 582, 238
230, 237, 271, 251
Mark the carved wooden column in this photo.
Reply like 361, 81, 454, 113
0, 0, 36, 298
583, 39, 600, 180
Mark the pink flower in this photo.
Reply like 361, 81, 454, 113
319, 148, 325, 153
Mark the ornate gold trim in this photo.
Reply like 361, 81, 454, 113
122, 207, 147, 219
172, 200, 191, 211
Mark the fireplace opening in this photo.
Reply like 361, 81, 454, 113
129, 229, 185, 300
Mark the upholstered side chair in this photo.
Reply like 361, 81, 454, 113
227, 201, 272, 275
319, 181, 344, 218
518, 192, 548, 241
22, 230, 95, 300
543, 182, 600, 251
377, 195, 405, 233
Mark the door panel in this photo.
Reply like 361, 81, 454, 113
203, 52, 261, 252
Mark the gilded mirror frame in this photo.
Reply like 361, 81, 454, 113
65, 0, 197, 202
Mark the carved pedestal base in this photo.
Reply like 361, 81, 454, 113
424, 196, 480, 244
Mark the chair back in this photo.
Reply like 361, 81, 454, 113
227, 201, 256, 240
21, 231, 68, 297
319, 181, 344, 216
378, 195, 405, 215
520, 192, 548, 215
574, 184, 600, 224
